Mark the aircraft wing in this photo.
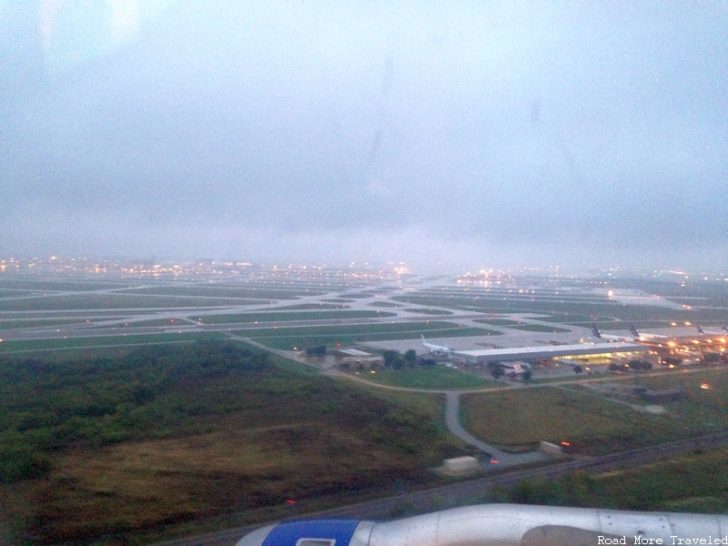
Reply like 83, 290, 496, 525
237, 504, 728, 546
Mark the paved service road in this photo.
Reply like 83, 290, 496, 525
324, 371, 531, 464
444, 391, 546, 466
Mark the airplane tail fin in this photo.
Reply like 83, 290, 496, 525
697, 325, 705, 335
723, 325, 728, 333
421, 334, 427, 343
630, 324, 640, 338
591, 324, 602, 339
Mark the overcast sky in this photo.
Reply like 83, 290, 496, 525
1, 0, 726, 272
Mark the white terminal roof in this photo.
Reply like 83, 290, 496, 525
454, 342, 647, 363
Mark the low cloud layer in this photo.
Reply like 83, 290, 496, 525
2, 1, 726, 271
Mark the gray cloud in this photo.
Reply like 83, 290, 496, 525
1, 0, 726, 271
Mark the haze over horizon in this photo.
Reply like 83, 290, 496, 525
2, 1, 726, 273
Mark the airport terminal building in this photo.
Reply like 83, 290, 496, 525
453, 342, 647, 366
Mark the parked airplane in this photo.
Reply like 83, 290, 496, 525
236, 503, 728, 546
592, 323, 711, 345
697, 324, 728, 336
591, 324, 635, 342
420, 335, 453, 358
630, 324, 667, 342
632, 325, 724, 344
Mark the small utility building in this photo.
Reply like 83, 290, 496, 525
334, 348, 383, 368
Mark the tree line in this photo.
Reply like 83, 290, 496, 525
0, 340, 269, 484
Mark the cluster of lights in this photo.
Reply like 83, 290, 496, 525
0, 256, 414, 282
